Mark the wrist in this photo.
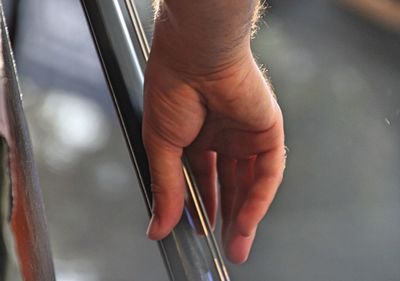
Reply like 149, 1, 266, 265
151, 17, 252, 75
150, 0, 257, 74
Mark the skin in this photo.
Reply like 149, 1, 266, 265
143, 0, 286, 264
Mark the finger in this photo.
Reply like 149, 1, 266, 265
225, 148, 284, 263
236, 146, 285, 237
225, 228, 257, 264
223, 158, 256, 264
217, 155, 237, 245
234, 157, 256, 216
186, 149, 218, 229
143, 131, 186, 240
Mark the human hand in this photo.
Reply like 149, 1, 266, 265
142, 33, 285, 264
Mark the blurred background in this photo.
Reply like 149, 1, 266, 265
3, 0, 400, 280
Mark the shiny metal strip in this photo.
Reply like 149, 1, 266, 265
123, 1, 230, 279
81, 0, 231, 280
124, 0, 150, 60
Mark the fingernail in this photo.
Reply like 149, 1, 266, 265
146, 215, 159, 240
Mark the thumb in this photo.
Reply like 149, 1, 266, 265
143, 127, 186, 240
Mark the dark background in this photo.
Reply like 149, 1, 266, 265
4, 0, 400, 280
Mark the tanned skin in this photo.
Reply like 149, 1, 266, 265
143, 0, 285, 264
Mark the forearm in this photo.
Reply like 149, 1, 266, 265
151, 0, 261, 72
